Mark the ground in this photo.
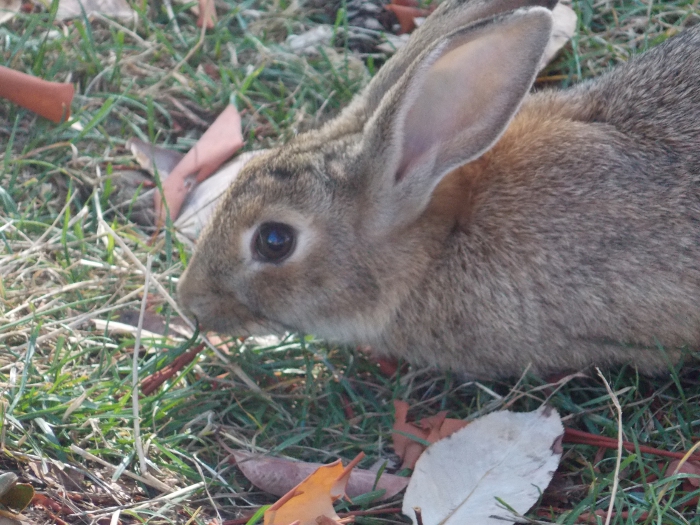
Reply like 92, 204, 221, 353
1, 0, 700, 524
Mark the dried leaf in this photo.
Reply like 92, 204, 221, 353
0, 472, 33, 515
539, 3, 577, 69
56, 0, 136, 21
376, 33, 410, 55
128, 138, 185, 178
0, 65, 74, 123
127, 138, 265, 239
0, 0, 20, 25
140, 344, 205, 396
286, 25, 333, 54
384, 4, 429, 34
233, 451, 408, 501
402, 406, 563, 525
154, 103, 244, 225
264, 454, 364, 525
392, 400, 468, 469
0, 485, 33, 514
666, 459, 700, 488
174, 150, 266, 240
0, 474, 17, 499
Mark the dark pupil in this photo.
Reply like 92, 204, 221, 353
255, 222, 295, 262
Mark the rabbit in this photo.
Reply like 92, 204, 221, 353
177, 0, 700, 379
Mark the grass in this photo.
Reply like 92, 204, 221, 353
1, 0, 700, 523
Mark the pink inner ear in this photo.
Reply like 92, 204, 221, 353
396, 20, 544, 184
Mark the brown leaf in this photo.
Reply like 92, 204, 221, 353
127, 138, 185, 178
391, 401, 468, 469
384, 4, 429, 34
666, 459, 700, 487
233, 451, 408, 501
154, 103, 244, 225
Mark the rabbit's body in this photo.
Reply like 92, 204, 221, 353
178, 1, 700, 378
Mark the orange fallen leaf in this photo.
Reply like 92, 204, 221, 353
264, 453, 364, 525
154, 103, 244, 226
0, 65, 74, 123
392, 400, 468, 469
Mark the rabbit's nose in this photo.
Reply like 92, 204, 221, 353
177, 299, 198, 326
177, 266, 204, 321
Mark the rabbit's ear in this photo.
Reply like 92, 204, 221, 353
362, 0, 559, 115
363, 7, 552, 229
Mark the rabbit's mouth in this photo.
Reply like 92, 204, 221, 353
243, 312, 295, 338
183, 294, 292, 338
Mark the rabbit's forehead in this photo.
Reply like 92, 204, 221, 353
228, 151, 347, 214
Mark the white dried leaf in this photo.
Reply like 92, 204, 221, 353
56, 0, 136, 22
175, 150, 268, 241
376, 33, 410, 55
286, 25, 334, 54
402, 406, 563, 525
539, 3, 577, 69
0, 0, 20, 25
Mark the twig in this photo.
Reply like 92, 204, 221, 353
0, 141, 72, 163
133, 254, 153, 477
98, 219, 261, 393
8, 297, 141, 351
130, 481, 206, 509
166, 94, 210, 127
143, 21, 208, 95
2, 278, 103, 319
70, 445, 171, 492
0, 192, 79, 274
413, 507, 424, 525
141, 343, 204, 396
91, 12, 147, 45
161, 0, 186, 45
562, 428, 700, 462
596, 368, 623, 525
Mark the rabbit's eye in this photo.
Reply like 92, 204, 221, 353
254, 222, 296, 262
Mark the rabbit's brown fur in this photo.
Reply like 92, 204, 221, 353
178, 0, 700, 378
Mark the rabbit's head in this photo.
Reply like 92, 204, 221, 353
178, 3, 554, 344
